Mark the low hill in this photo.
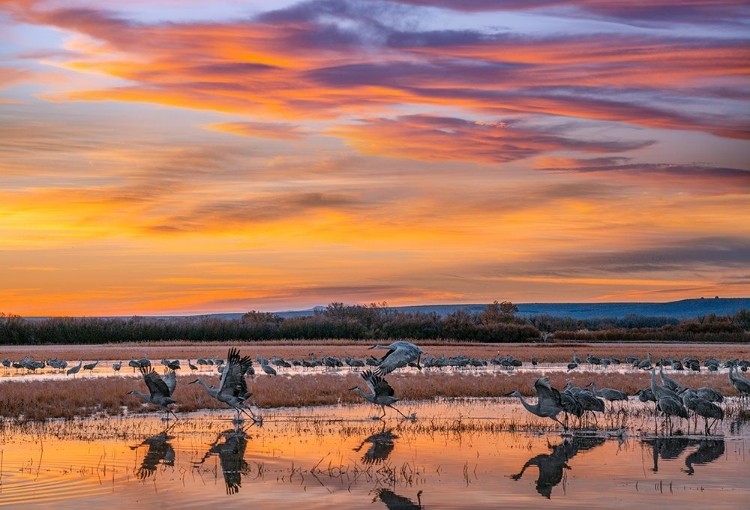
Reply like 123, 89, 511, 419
274, 297, 750, 320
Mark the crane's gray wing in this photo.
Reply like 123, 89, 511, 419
141, 366, 170, 398
219, 348, 251, 399
362, 370, 395, 398
361, 370, 378, 394
375, 349, 399, 375
163, 370, 177, 396
373, 377, 395, 398
534, 378, 562, 407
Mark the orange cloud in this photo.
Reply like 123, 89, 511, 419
209, 121, 308, 140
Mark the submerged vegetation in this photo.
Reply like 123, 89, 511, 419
1, 303, 749, 344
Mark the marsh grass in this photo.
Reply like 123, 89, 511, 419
0, 368, 744, 422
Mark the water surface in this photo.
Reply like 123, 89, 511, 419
0, 400, 748, 508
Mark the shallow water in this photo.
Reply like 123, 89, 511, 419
1, 400, 748, 508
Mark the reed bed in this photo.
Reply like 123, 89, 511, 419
0, 368, 744, 422
2, 341, 749, 365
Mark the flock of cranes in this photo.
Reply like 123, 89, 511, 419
127, 341, 424, 423
509, 361, 747, 435
3, 341, 748, 434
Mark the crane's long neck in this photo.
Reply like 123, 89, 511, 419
650, 370, 661, 396
131, 390, 150, 403
513, 393, 538, 414
591, 382, 599, 396
195, 378, 218, 397
355, 386, 374, 403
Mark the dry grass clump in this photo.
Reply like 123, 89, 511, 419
0, 369, 744, 421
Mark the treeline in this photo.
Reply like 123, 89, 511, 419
552, 311, 750, 343
1, 303, 748, 345
0, 302, 538, 345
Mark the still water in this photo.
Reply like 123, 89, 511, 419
0, 400, 748, 509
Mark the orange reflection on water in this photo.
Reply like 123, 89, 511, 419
0, 401, 747, 508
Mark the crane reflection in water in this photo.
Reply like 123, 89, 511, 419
193, 424, 253, 494
353, 426, 399, 465
510, 435, 606, 498
131, 429, 176, 480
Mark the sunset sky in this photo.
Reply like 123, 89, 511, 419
1, 0, 749, 316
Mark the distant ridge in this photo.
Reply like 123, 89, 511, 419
274, 298, 750, 321
24, 297, 750, 321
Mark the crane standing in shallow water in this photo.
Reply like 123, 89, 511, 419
129, 366, 178, 420
350, 370, 412, 420
509, 378, 566, 430
66, 360, 83, 377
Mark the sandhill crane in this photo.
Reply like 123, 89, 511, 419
190, 348, 259, 422
564, 382, 605, 426
637, 387, 657, 404
682, 389, 724, 434
656, 394, 688, 434
588, 381, 628, 403
567, 362, 578, 371
649, 368, 677, 400
572, 351, 581, 364
350, 370, 411, 420
128, 358, 140, 372
138, 354, 151, 368
66, 360, 83, 377
260, 360, 277, 376
659, 363, 683, 393
509, 378, 566, 430
696, 386, 724, 403
188, 359, 198, 372
129, 366, 178, 420
729, 365, 750, 401
637, 353, 653, 370
83, 360, 99, 373
370, 341, 423, 376
112, 361, 122, 372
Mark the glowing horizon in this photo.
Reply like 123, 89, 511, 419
1, 0, 749, 316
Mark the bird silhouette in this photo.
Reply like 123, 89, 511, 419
644, 437, 691, 473
66, 360, 83, 377
511, 436, 605, 498
353, 427, 398, 465
370, 341, 423, 376
129, 366, 178, 420
350, 370, 411, 420
683, 439, 725, 475
374, 489, 423, 510
131, 430, 175, 479
509, 378, 566, 430
193, 426, 250, 495
190, 347, 259, 423
729, 365, 750, 401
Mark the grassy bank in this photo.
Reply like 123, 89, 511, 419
0, 369, 742, 421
